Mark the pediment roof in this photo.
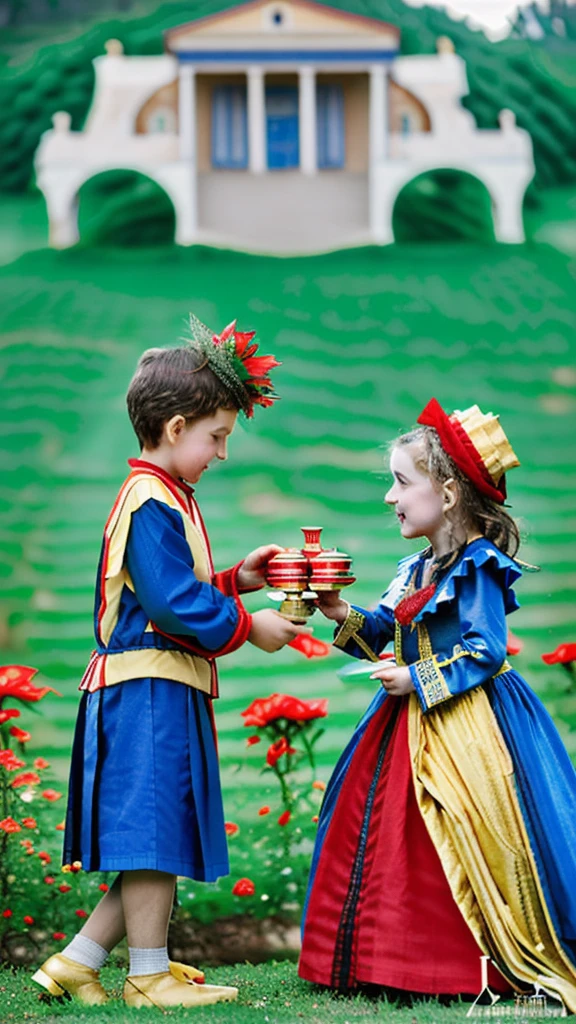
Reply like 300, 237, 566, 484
165, 0, 399, 52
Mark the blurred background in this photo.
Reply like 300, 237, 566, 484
0, 0, 575, 956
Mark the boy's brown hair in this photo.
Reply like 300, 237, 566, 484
126, 347, 240, 450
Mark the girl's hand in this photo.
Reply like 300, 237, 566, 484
370, 664, 415, 696
314, 591, 349, 624
249, 609, 313, 653
238, 545, 283, 590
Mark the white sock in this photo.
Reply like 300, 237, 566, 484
128, 946, 170, 977
62, 934, 109, 970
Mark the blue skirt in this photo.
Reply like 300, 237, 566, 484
63, 679, 229, 882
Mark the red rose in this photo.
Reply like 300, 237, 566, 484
44, 876, 55, 885
53, 932, 66, 940
0, 709, 20, 725
246, 735, 261, 747
38, 851, 51, 863
287, 635, 331, 659
23, 915, 34, 925
266, 737, 296, 768
224, 822, 239, 836
58, 884, 72, 893
2, 909, 13, 918
0, 665, 60, 702
21, 817, 37, 829
34, 757, 50, 769
98, 883, 109, 892
75, 909, 88, 919
506, 630, 524, 656
0, 817, 21, 833
42, 789, 63, 802
542, 643, 576, 666
0, 750, 25, 771
11, 771, 41, 789
242, 693, 328, 728
258, 806, 270, 816
9, 726, 31, 744
232, 878, 255, 897
277, 810, 291, 827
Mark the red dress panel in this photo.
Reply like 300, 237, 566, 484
299, 695, 509, 995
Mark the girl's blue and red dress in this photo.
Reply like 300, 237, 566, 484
64, 459, 252, 882
299, 539, 576, 998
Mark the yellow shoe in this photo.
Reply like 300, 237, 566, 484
31, 953, 110, 1005
123, 971, 238, 1009
169, 960, 205, 984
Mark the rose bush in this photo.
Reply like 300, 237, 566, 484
175, 693, 328, 932
0, 665, 111, 965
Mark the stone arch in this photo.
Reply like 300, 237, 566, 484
392, 167, 495, 243
38, 161, 197, 249
76, 168, 176, 246
372, 160, 529, 244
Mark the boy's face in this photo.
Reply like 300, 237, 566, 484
171, 407, 238, 484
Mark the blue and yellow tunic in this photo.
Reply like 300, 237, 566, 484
300, 539, 576, 1008
64, 459, 254, 881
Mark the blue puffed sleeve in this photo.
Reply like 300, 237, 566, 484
410, 558, 512, 713
125, 498, 240, 653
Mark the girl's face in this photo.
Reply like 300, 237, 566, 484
385, 444, 447, 542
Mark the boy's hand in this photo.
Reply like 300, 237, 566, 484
249, 609, 312, 653
314, 591, 349, 624
370, 664, 415, 696
238, 545, 283, 590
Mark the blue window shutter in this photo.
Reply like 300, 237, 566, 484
317, 84, 345, 169
211, 86, 248, 169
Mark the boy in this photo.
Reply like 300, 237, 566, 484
33, 316, 307, 1009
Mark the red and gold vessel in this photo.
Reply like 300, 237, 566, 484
266, 527, 355, 621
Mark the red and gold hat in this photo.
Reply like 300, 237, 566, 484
417, 398, 520, 504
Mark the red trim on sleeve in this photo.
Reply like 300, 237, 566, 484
214, 562, 263, 597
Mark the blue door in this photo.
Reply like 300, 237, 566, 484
266, 86, 299, 169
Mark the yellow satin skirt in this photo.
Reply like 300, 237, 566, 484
408, 686, 576, 1012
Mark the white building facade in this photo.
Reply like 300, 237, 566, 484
35, 0, 534, 253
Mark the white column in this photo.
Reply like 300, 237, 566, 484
177, 63, 197, 242
369, 64, 389, 244
247, 66, 266, 173
299, 66, 317, 175
369, 64, 388, 168
37, 168, 81, 249
178, 64, 196, 162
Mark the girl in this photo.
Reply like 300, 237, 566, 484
299, 398, 576, 1010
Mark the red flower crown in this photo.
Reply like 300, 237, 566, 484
188, 314, 280, 418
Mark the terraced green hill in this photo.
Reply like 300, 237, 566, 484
1, 241, 575, 827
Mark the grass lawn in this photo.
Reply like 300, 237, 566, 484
0, 207, 575, 1000
0, 960, 555, 1024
